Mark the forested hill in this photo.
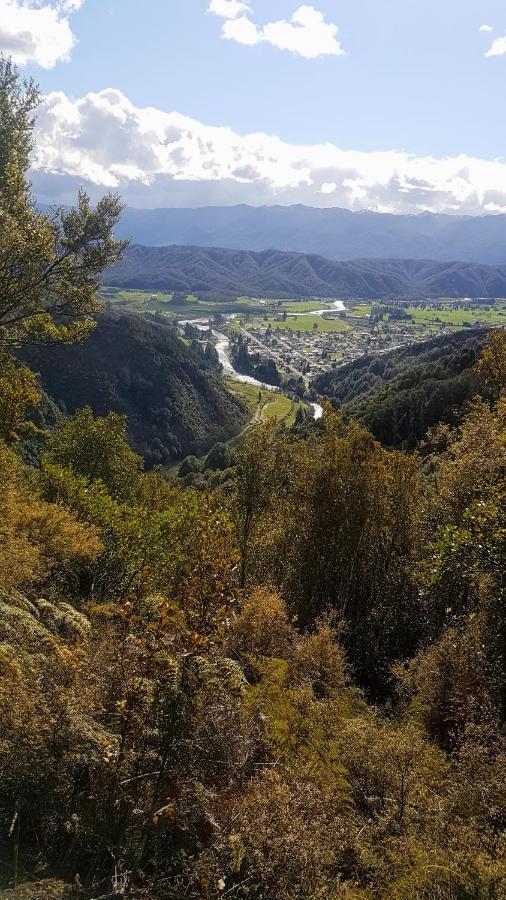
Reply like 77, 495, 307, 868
110, 204, 506, 265
20, 310, 246, 465
314, 329, 487, 448
104, 244, 506, 299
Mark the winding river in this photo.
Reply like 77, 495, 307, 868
181, 312, 330, 420
213, 329, 324, 419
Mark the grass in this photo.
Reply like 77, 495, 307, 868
225, 379, 275, 415
348, 304, 372, 317
260, 394, 307, 426
267, 315, 350, 333
281, 300, 327, 312
107, 290, 273, 319
225, 378, 307, 427
114, 290, 173, 305
404, 303, 506, 327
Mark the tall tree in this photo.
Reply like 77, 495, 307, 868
0, 57, 127, 350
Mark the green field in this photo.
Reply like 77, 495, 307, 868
281, 300, 327, 312
260, 394, 306, 426
225, 379, 307, 427
112, 289, 173, 305
348, 304, 372, 317
268, 314, 350, 333
404, 303, 506, 327
225, 379, 275, 414
103, 289, 270, 318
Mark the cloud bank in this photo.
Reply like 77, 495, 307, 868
32, 88, 506, 213
210, 2, 344, 59
0, 0, 83, 68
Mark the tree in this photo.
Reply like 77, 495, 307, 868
0, 58, 127, 350
205, 442, 232, 471
477, 328, 506, 396
0, 352, 40, 441
43, 407, 143, 501
178, 454, 201, 477
234, 413, 422, 694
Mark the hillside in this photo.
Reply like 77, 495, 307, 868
104, 244, 506, 300
314, 329, 487, 448
20, 309, 247, 465
111, 204, 506, 265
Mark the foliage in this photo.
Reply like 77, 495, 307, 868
234, 412, 421, 693
0, 313, 505, 898
0, 353, 40, 442
43, 407, 143, 501
0, 442, 101, 596
0, 59, 126, 350
314, 329, 486, 449
230, 334, 281, 385
477, 328, 506, 396
20, 309, 247, 466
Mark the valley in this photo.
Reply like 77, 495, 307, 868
101, 286, 506, 388
2, 18, 506, 900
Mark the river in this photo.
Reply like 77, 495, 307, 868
181, 320, 325, 420
290, 300, 345, 317
214, 329, 323, 419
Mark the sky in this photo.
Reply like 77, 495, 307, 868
2, 0, 506, 213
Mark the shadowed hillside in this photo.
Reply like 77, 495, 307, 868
20, 309, 247, 465
104, 244, 506, 299
314, 329, 488, 448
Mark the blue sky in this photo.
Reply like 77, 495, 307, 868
2, 0, 506, 211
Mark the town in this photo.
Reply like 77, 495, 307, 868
220, 295, 506, 381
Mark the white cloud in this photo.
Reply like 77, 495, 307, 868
60, 0, 83, 10
0, 0, 82, 68
32, 87, 506, 213
208, 0, 251, 18
223, 15, 260, 46
218, 4, 344, 59
479, 24, 493, 33
486, 35, 506, 56
262, 6, 344, 59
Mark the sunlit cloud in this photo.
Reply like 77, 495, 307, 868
0, 0, 83, 67
486, 34, 506, 56
31, 87, 506, 214
207, 0, 251, 19
215, 4, 345, 59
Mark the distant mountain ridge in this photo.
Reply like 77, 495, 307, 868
104, 244, 506, 300
108, 204, 506, 265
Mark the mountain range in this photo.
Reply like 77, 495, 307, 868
110, 205, 506, 265
104, 244, 506, 300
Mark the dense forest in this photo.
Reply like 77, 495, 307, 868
20, 310, 247, 466
104, 244, 506, 300
0, 59, 505, 900
314, 330, 487, 449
